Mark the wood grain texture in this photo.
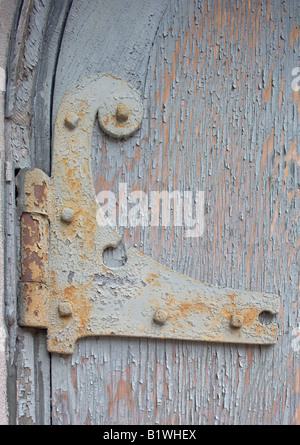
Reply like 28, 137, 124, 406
50, 0, 299, 425
5, 0, 73, 424
5, 0, 299, 425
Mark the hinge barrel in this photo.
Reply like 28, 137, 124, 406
17, 169, 50, 330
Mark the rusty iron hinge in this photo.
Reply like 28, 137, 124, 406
17, 73, 279, 354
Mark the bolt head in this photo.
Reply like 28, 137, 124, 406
65, 111, 79, 129
116, 103, 130, 122
230, 314, 244, 329
58, 301, 73, 317
61, 208, 75, 224
97, 77, 143, 139
153, 309, 168, 325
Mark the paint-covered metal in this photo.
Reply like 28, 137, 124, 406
96, 75, 143, 138
17, 73, 280, 354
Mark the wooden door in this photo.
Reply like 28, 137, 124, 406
5, 0, 299, 425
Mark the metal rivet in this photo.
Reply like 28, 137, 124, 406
58, 301, 73, 317
230, 314, 244, 329
153, 309, 168, 325
97, 76, 143, 139
116, 103, 130, 122
65, 111, 79, 129
61, 208, 75, 224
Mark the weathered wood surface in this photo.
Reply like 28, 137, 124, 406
5, 0, 299, 424
5, 0, 72, 424
50, 0, 299, 425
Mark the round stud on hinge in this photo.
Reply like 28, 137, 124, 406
153, 309, 168, 325
97, 77, 143, 139
61, 207, 75, 224
116, 103, 130, 122
58, 301, 73, 317
64, 111, 80, 129
230, 314, 244, 329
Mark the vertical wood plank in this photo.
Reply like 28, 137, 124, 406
23, 0, 300, 425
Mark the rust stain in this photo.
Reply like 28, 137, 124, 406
227, 293, 236, 304
49, 271, 94, 347
20, 283, 48, 328
166, 293, 207, 323
146, 273, 159, 284
62, 161, 81, 193
60, 199, 97, 251
242, 308, 258, 327
63, 282, 93, 336
166, 294, 176, 307
177, 300, 206, 317
20, 214, 48, 283
21, 250, 43, 282
25, 295, 32, 310
21, 214, 40, 244
148, 273, 158, 280
114, 118, 131, 129
22, 170, 49, 214
33, 181, 47, 205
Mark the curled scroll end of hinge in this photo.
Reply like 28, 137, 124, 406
16, 168, 50, 215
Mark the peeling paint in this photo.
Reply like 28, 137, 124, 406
17, 73, 280, 354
